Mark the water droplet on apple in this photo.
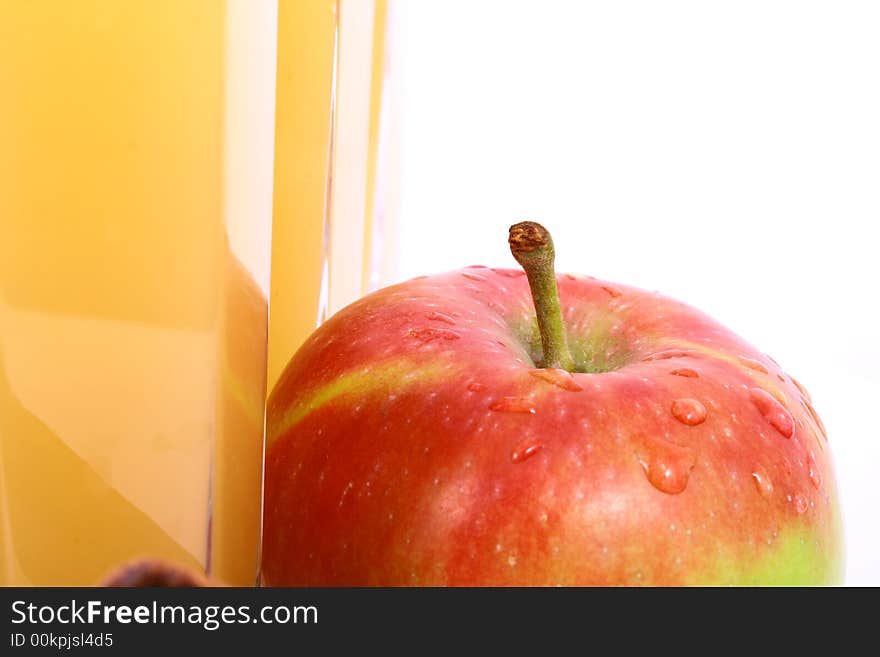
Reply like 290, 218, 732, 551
338, 481, 354, 507
807, 456, 822, 489
426, 310, 457, 325
768, 386, 788, 405
511, 442, 543, 463
793, 493, 809, 515
739, 356, 769, 374
803, 399, 827, 441
642, 350, 696, 362
748, 388, 794, 438
751, 469, 774, 498
491, 268, 526, 278
529, 368, 583, 391
790, 376, 812, 403
564, 273, 577, 281
486, 300, 506, 314
636, 435, 696, 495
671, 398, 707, 426
670, 367, 699, 378
467, 382, 487, 392
461, 271, 487, 281
408, 327, 461, 343
490, 397, 537, 414
601, 285, 622, 297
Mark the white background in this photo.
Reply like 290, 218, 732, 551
390, 0, 879, 584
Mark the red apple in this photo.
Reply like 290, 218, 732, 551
262, 223, 843, 585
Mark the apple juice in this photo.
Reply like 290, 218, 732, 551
0, 1, 275, 585
268, 0, 396, 389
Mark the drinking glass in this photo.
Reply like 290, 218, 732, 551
0, 0, 398, 587
268, 0, 399, 389
0, 0, 277, 586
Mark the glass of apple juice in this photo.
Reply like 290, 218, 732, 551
0, 1, 277, 585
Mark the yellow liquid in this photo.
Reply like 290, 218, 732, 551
0, 1, 276, 585
268, 0, 394, 390
267, 0, 337, 389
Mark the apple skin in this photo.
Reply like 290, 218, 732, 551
262, 267, 843, 586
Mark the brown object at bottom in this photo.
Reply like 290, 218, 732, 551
98, 558, 217, 587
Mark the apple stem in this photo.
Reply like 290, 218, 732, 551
508, 222, 576, 372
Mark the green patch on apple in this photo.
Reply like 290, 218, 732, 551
267, 356, 457, 447
694, 521, 844, 586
